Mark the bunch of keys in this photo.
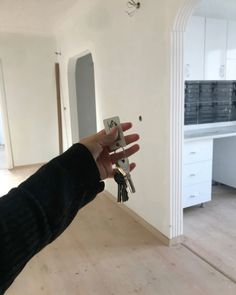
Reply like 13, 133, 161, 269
103, 116, 136, 203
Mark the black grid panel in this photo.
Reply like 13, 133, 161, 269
185, 81, 236, 125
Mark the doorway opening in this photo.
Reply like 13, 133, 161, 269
0, 60, 13, 169
68, 52, 97, 143
172, 0, 236, 282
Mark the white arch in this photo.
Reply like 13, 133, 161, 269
170, 0, 201, 239
173, 0, 200, 31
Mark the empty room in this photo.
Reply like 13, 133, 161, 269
0, 1, 235, 295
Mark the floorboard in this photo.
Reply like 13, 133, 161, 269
183, 184, 236, 282
1, 167, 235, 295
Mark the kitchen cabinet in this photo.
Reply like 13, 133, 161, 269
227, 20, 236, 59
226, 20, 236, 79
226, 59, 236, 80
184, 16, 205, 80
213, 136, 236, 188
184, 17, 236, 80
183, 125, 236, 208
183, 139, 213, 208
205, 18, 227, 80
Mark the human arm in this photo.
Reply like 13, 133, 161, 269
0, 123, 139, 294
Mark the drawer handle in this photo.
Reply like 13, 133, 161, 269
189, 194, 197, 198
190, 151, 197, 155
189, 173, 196, 177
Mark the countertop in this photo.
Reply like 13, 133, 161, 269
184, 125, 236, 141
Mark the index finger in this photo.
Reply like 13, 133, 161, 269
98, 122, 133, 136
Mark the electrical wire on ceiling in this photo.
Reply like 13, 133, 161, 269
126, 0, 141, 17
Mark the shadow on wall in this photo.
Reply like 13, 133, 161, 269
68, 52, 97, 142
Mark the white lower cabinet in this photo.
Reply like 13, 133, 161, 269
184, 139, 213, 164
183, 161, 212, 186
183, 139, 213, 208
183, 182, 212, 208
213, 136, 236, 188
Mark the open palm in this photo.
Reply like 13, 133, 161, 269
80, 122, 140, 180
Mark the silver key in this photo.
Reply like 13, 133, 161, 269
117, 158, 136, 193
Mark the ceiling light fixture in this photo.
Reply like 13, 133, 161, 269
126, 0, 141, 17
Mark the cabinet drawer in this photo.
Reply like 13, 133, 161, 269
183, 161, 212, 186
184, 139, 213, 164
183, 182, 211, 208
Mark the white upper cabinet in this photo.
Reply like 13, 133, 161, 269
226, 20, 236, 79
205, 18, 227, 80
184, 16, 205, 80
185, 17, 236, 80
226, 59, 236, 80
227, 20, 236, 60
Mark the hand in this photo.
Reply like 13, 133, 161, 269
80, 122, 140, 180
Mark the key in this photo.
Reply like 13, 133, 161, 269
117, 158, 135, 193
117, 174, 122, 203
117, 158, 136, 193
114, 169, 129, 202
103, 116, 136, 200
121, 184, 129, 202
118, 184, 121, 202
115, 160, 129, 202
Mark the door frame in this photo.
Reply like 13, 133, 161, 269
0, 59, 13, 169
170, 0, 200, 238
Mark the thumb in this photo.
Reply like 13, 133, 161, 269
99, 127, 119, 147
80, 127, 119, 160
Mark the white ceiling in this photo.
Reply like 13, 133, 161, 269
0, 0, 79, 34
194, 0, 236, 20
0, 1, 236, 35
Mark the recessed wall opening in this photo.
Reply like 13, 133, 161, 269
172, 0, 236, 281
68, 52, 97, 143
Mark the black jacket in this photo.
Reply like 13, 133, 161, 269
0, 143, 104, 294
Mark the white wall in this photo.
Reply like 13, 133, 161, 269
0, 33, 59, 166
0, 111, 4, 145
56, 0, 183, 238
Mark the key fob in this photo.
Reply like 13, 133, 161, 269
103, 116, 126, 151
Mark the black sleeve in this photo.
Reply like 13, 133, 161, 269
0, 143, 105, 294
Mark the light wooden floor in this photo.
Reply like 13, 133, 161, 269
183, 184, 236, 283
0, 145, 7, 169
1, 166, 236, 295
0, 165, 41, 197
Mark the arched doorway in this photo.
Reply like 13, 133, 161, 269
68, 51, 97, 143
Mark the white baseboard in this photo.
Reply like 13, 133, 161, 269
103, 190, 184, 246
